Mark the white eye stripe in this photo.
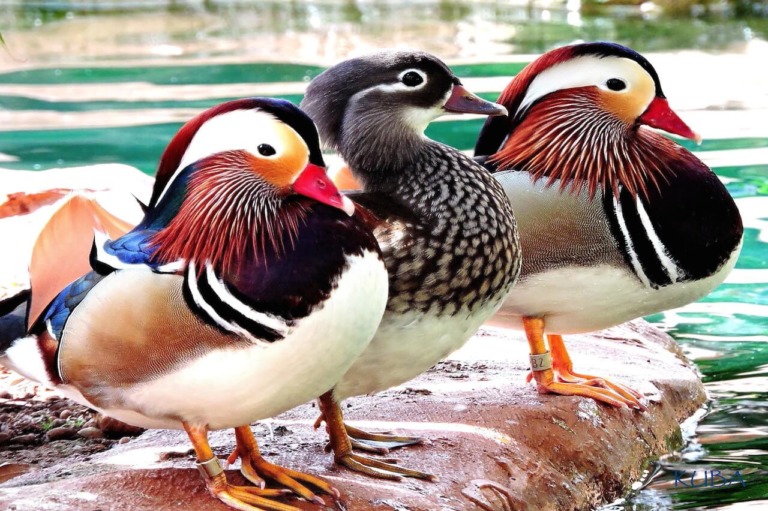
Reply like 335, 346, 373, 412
517, 56, 650, 115
155, 109, 291, 204
350, 68, 429, 98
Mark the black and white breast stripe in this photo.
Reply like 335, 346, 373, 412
604, 187, 686, 289
182, 261, 292, 343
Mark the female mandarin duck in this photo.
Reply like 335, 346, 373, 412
299, 50, 521, 480
0, 98, 389, 511
474, 42, 743, 408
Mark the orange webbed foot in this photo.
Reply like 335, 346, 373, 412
184, 423, 300, 511
522, 319, 646, 410
230, 425, 339, 505
318, 392, 436, 481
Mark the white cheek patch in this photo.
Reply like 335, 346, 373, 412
518, 56, 651, 116
156, 109, 292, 204
400, 87, 451, 134
401, 104, 444, 134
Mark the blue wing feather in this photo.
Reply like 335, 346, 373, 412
43, 271, 105, 340
103, 229, 159, 266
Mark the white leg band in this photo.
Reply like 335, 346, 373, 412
196, 456, 224, 479
530, 352, 552, 372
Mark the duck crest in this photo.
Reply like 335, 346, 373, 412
149, 151, 309, 276
149, 98, 264, 209
484, 42, 664, 135
489, 88, 692, 199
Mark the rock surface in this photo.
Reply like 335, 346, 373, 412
0, 321, 706, 511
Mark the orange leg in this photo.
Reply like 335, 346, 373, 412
522, 317, 644, 410
228, 425, 338, 506
313, 414, 424, 454
182, 422, 296, 511
318, 391, 435, 481
548, 333, 645, 408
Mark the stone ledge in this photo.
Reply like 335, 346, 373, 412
0, 320, 706, 511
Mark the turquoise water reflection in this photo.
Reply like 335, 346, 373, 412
1, 2, 767, 509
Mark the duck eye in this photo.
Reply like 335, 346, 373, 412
606, 78, 626, 92
401, 71, 424, 87
257, 143, 276, 156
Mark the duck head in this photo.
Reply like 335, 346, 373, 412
142, 98, 353, 273
476, 42, 701, 198
301, 50, 507, 187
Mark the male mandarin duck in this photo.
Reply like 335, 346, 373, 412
298, 50, 521, 480
0, 98, 390, 511
474, 42, 743, 408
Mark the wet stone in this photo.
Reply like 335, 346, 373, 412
46, 427, 77, 442
0, 432, 11, 445
58, 410, 73, 420
11, 434, 38, 445
77, 427, 103, 440
96, 414, 145, 437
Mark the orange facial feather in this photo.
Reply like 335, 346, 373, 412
490, 88, 682, 200
149, 151, 309, 276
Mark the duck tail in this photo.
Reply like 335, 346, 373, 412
27, 193, 136, 327
0, 288, 30, 356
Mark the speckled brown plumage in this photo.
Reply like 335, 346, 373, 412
353, 141, 519, 316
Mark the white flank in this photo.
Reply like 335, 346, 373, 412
333, 297, 504, 400
613, 194, 652, 288
3, 336, 52, 386
635, 197, 683, 282
203, 261, 289, 336
97, 250, 388, 430
490, 248, 739, 335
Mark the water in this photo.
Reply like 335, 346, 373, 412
1, 2, 766, 509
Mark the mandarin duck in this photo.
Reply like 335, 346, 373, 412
473, 42, 743, 408
0, 98, 390, 511
298, 50, 521, 480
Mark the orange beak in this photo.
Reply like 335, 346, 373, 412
292, 163, 355, 216
638, 97, 702, 144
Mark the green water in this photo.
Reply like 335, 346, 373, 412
1, 2, 767, 509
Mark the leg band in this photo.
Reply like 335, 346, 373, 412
196, 456, 224, 479
530, 352, 552, 372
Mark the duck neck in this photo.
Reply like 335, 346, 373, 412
339, 107, 429, 193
